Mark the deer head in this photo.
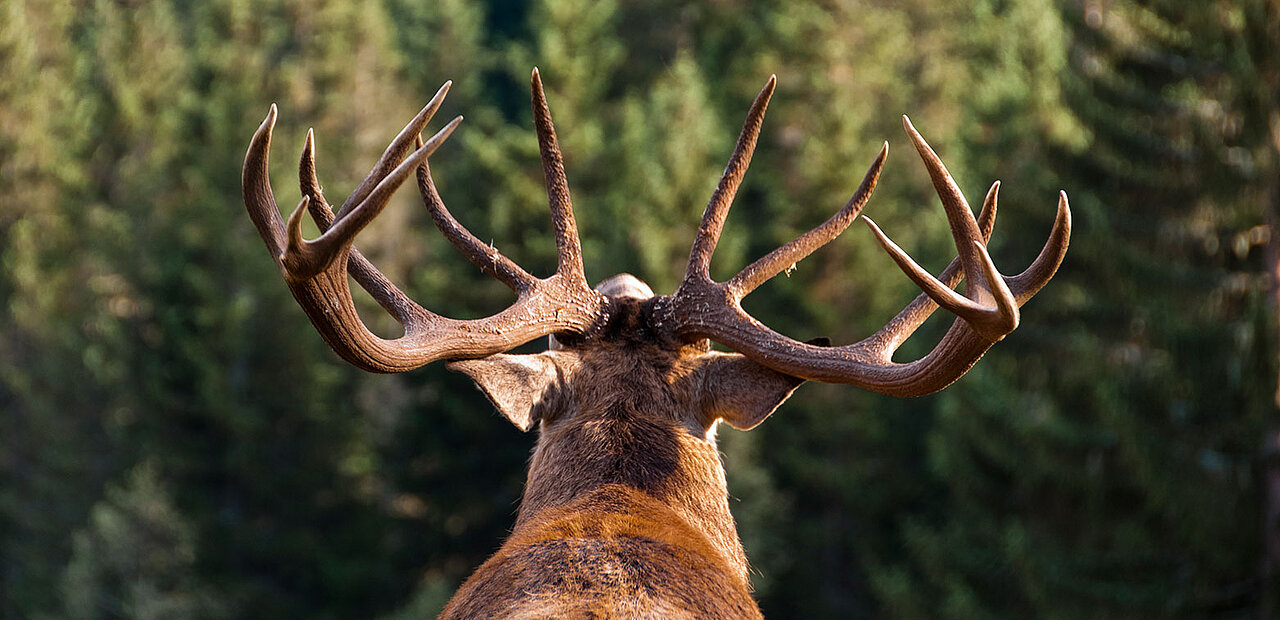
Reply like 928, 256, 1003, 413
243, 70, 1069, 617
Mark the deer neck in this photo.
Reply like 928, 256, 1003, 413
513, 399, 749, 580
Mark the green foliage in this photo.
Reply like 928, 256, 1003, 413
56, 464, 228, 619
0, 0, 1273, 618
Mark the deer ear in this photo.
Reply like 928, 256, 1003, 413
447, 353, 560, 432
695, 352, 805, 431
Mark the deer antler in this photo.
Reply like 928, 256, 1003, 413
668, 78, 1070, 397
242, 77, 604, 373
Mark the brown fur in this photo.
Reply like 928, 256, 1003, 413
442, 278, 801, 618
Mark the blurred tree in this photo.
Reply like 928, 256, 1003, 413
0, 1, 112, 614
1, 0, 1273, 618
56, 464, 227, 619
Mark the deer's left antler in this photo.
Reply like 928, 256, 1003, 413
242, 75, 605, 373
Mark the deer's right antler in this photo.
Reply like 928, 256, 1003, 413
667, 77, 1070, 397
242, 77, 605, 373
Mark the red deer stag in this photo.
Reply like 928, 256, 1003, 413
242, 70, 1070, 618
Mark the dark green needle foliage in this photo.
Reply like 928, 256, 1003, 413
0, 0, 1274, 617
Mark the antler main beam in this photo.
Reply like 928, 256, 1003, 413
242, 77, 604, 373
667, 78, 1070, 397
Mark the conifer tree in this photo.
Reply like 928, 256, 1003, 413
2, 0, 1272, 617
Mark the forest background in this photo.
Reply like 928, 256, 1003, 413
2, 0, 1278, 617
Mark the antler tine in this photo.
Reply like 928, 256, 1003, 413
901, 115, 988, 291
861, 181, 1000, 352
414, 134, 539, 294
300, 128, 328, 224
978, 181, 999, 241
860, 216, 999, 323
283, 117, 463, 281
1006, 191, 1071, 303
300, 128, 424, 323
334, 81, 452, 220
726, 142, 888, 298
681, 75, 776, 287
531, 68, 586, 284
874, 116, 1018, 340
243, 104, 287, 258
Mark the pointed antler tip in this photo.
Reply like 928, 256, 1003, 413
255, 104, 279, 138
418, 116, 465, 155
983, 181, 1001, 205
866, 142, 890, 174
286, 196, 309, 245
901, 116, 936, 155
901, 115, 922, 138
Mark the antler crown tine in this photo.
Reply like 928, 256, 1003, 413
530, 68, 588, 286
243, 103, 286, 258
281, 117, 462, 282
726, 141, 889, 299
334, 81, 453, 220
680, 75, 776, 289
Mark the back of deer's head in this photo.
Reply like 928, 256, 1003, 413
241, 68, 1070, 605
445, 272, 811, 575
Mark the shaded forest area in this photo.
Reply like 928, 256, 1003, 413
2, 0, 1277, 617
